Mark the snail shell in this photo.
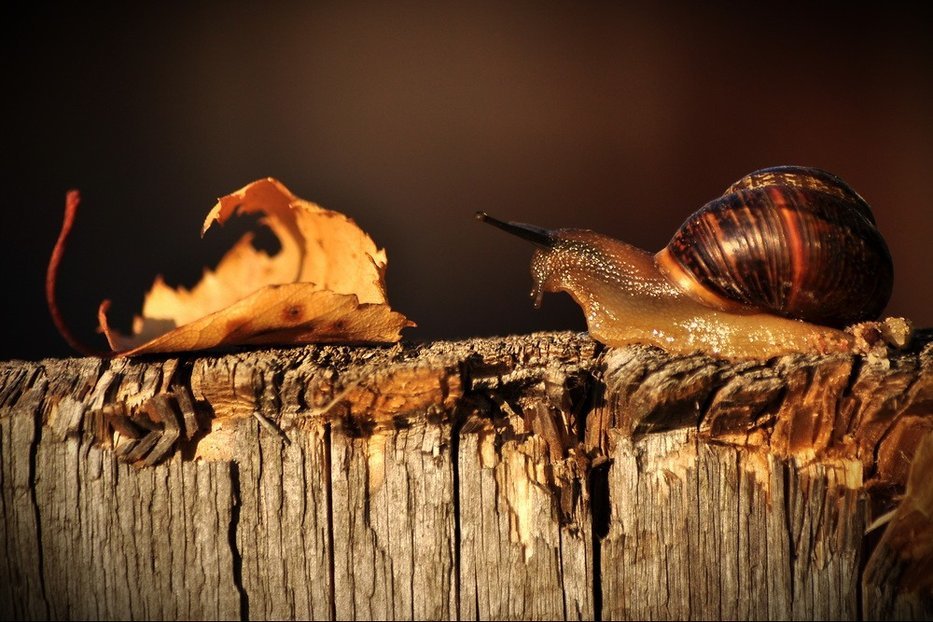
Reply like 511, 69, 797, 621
477, 166, 894, 359
656, 166, 893, 328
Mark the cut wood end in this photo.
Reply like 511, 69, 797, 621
193, 420, 238, 462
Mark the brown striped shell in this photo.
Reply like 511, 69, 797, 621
660, 166, 893, 328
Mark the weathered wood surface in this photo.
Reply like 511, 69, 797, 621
1, 331, 932, 620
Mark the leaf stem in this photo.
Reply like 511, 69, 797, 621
46, 190, 109, 357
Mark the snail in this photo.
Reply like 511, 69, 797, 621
477, 166, 894, 359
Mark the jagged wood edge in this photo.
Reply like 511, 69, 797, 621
1, 329, 932, 617
1, 330, 932, 494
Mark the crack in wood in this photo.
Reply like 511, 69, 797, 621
228, 460, 248, 620
26, 383, 50, 619
2, 332, 932, 620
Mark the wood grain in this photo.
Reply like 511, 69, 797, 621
1, 331, 931, 620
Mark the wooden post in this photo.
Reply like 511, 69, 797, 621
1, 331, 931, 620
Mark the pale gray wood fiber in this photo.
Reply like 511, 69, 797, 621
1, 331, 931, 620
601, 431, 863, 620
330, 418, 456, 620
234, 423, 332, 620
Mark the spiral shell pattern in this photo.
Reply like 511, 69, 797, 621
664, 166, 893, 327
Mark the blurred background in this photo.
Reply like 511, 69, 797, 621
3, 2, 932, 361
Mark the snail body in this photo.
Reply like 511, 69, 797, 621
478, 166, 893, 359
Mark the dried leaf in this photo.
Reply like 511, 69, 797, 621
98, 178, 413, 355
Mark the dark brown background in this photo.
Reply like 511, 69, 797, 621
4, 2, 931, 361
